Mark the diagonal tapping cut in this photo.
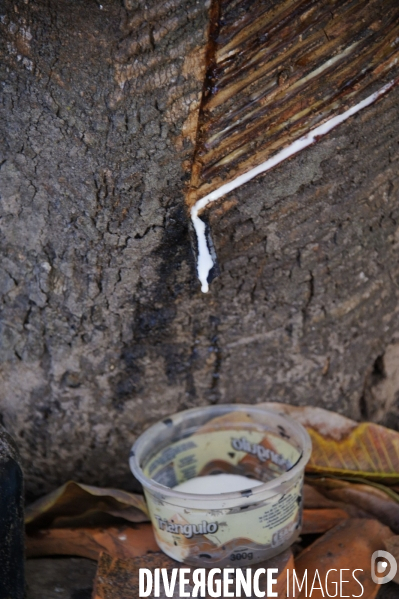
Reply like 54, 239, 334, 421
187, 0, 399, 292
191, 79, 398, 292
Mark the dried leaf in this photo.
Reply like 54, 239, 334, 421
263, 403, 399, 483
25, 481, 149, 529
302, 508, 349, 535
25, 523, 158, 560
303, 484, 345, 509
308, 477, 399, 533
294, 519, 392, 599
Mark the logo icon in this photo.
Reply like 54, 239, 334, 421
371, 550, 397, 584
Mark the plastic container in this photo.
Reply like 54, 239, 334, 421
130, 404, 311, 567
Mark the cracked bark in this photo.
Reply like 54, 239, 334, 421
1, 0, 399, 497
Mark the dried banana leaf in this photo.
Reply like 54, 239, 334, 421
263, 403, 399, 483
25, 481, 149, 529
307, 477, 399, 533
26, 523, 158, 561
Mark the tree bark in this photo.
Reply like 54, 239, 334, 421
1, 0, 399, 497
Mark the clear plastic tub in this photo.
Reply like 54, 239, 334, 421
129, 404, 311, 567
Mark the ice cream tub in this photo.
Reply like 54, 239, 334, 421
129, 404, 311, 567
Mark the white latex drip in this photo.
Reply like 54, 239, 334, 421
191, 79, 397, 293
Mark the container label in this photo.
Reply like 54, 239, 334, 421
142, 411, 304, 566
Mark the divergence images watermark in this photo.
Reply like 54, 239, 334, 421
371, 550, 397, 585
139, 553, 398, 598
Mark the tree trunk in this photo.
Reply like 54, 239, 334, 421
1, 0, 399, 498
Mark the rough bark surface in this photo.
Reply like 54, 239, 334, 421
1, 0, 399, 497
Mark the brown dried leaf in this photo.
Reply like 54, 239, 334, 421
25, 481, 148, 529
263, 403, 399, 483
308, 477, 399, 534
302, 508, 349, 535
303, 483, 344, 509
25, 523, 158, 561
294, 519, 392, 599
